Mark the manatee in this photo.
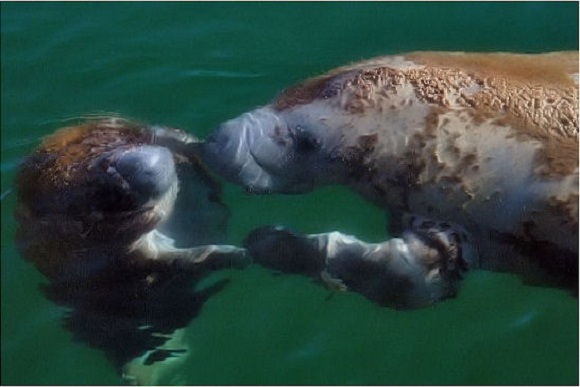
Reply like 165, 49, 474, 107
15, 117, 248, 384
202, 52, 579, 299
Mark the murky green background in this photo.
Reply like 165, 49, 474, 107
1, 2, 578, 385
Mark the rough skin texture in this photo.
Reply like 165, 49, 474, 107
203, 51, 578, 292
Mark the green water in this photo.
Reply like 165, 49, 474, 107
1, 2, 578, 385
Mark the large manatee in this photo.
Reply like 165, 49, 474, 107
202, 52, 579, 298
15, 118, 248, 384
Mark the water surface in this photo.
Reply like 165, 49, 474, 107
1, 2, 578, 385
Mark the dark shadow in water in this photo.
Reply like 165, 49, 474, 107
41, 263, 229, 371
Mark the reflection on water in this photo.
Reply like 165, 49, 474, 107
41, 260, 229, 379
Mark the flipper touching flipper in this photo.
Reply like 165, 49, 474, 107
245, 220, 475, 309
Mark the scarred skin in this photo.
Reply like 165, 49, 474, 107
202, 51, 579, 294
15, 118, 248, 384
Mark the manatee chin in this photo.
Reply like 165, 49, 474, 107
202, 106, 344, 194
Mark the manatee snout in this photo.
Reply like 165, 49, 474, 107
106, 145, 177, 205
202, 121, 281, 194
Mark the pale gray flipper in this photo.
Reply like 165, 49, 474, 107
133, 229, 250, 273
245, 220, 476, 309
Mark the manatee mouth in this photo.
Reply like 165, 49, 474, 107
202, 126, 277, 193
202, 125, 314, 194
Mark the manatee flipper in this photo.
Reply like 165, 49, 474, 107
245, 221, 474, 309
131, 230, 249, 273
157, 244, 250, 272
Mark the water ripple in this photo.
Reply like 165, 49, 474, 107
182, 69, 265, 79
511, 311, 538, 328
2, 137, 38, 151
1, 189, 14, 201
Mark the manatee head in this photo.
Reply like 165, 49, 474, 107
14, 118, 188, 280
202, 106, 348, 194
16, 119, 177, 235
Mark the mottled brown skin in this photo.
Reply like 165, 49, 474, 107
275, 52, 578, 176
16, 121, 156, 279
203, 51, 579, 292
276, 52, 579, 262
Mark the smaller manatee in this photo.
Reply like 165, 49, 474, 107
14, 117, 248, 385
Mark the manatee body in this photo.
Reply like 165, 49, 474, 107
203, 52, 579, 290
15, 118, 247, 384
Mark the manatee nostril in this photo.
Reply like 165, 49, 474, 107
114, 145, 176, 201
